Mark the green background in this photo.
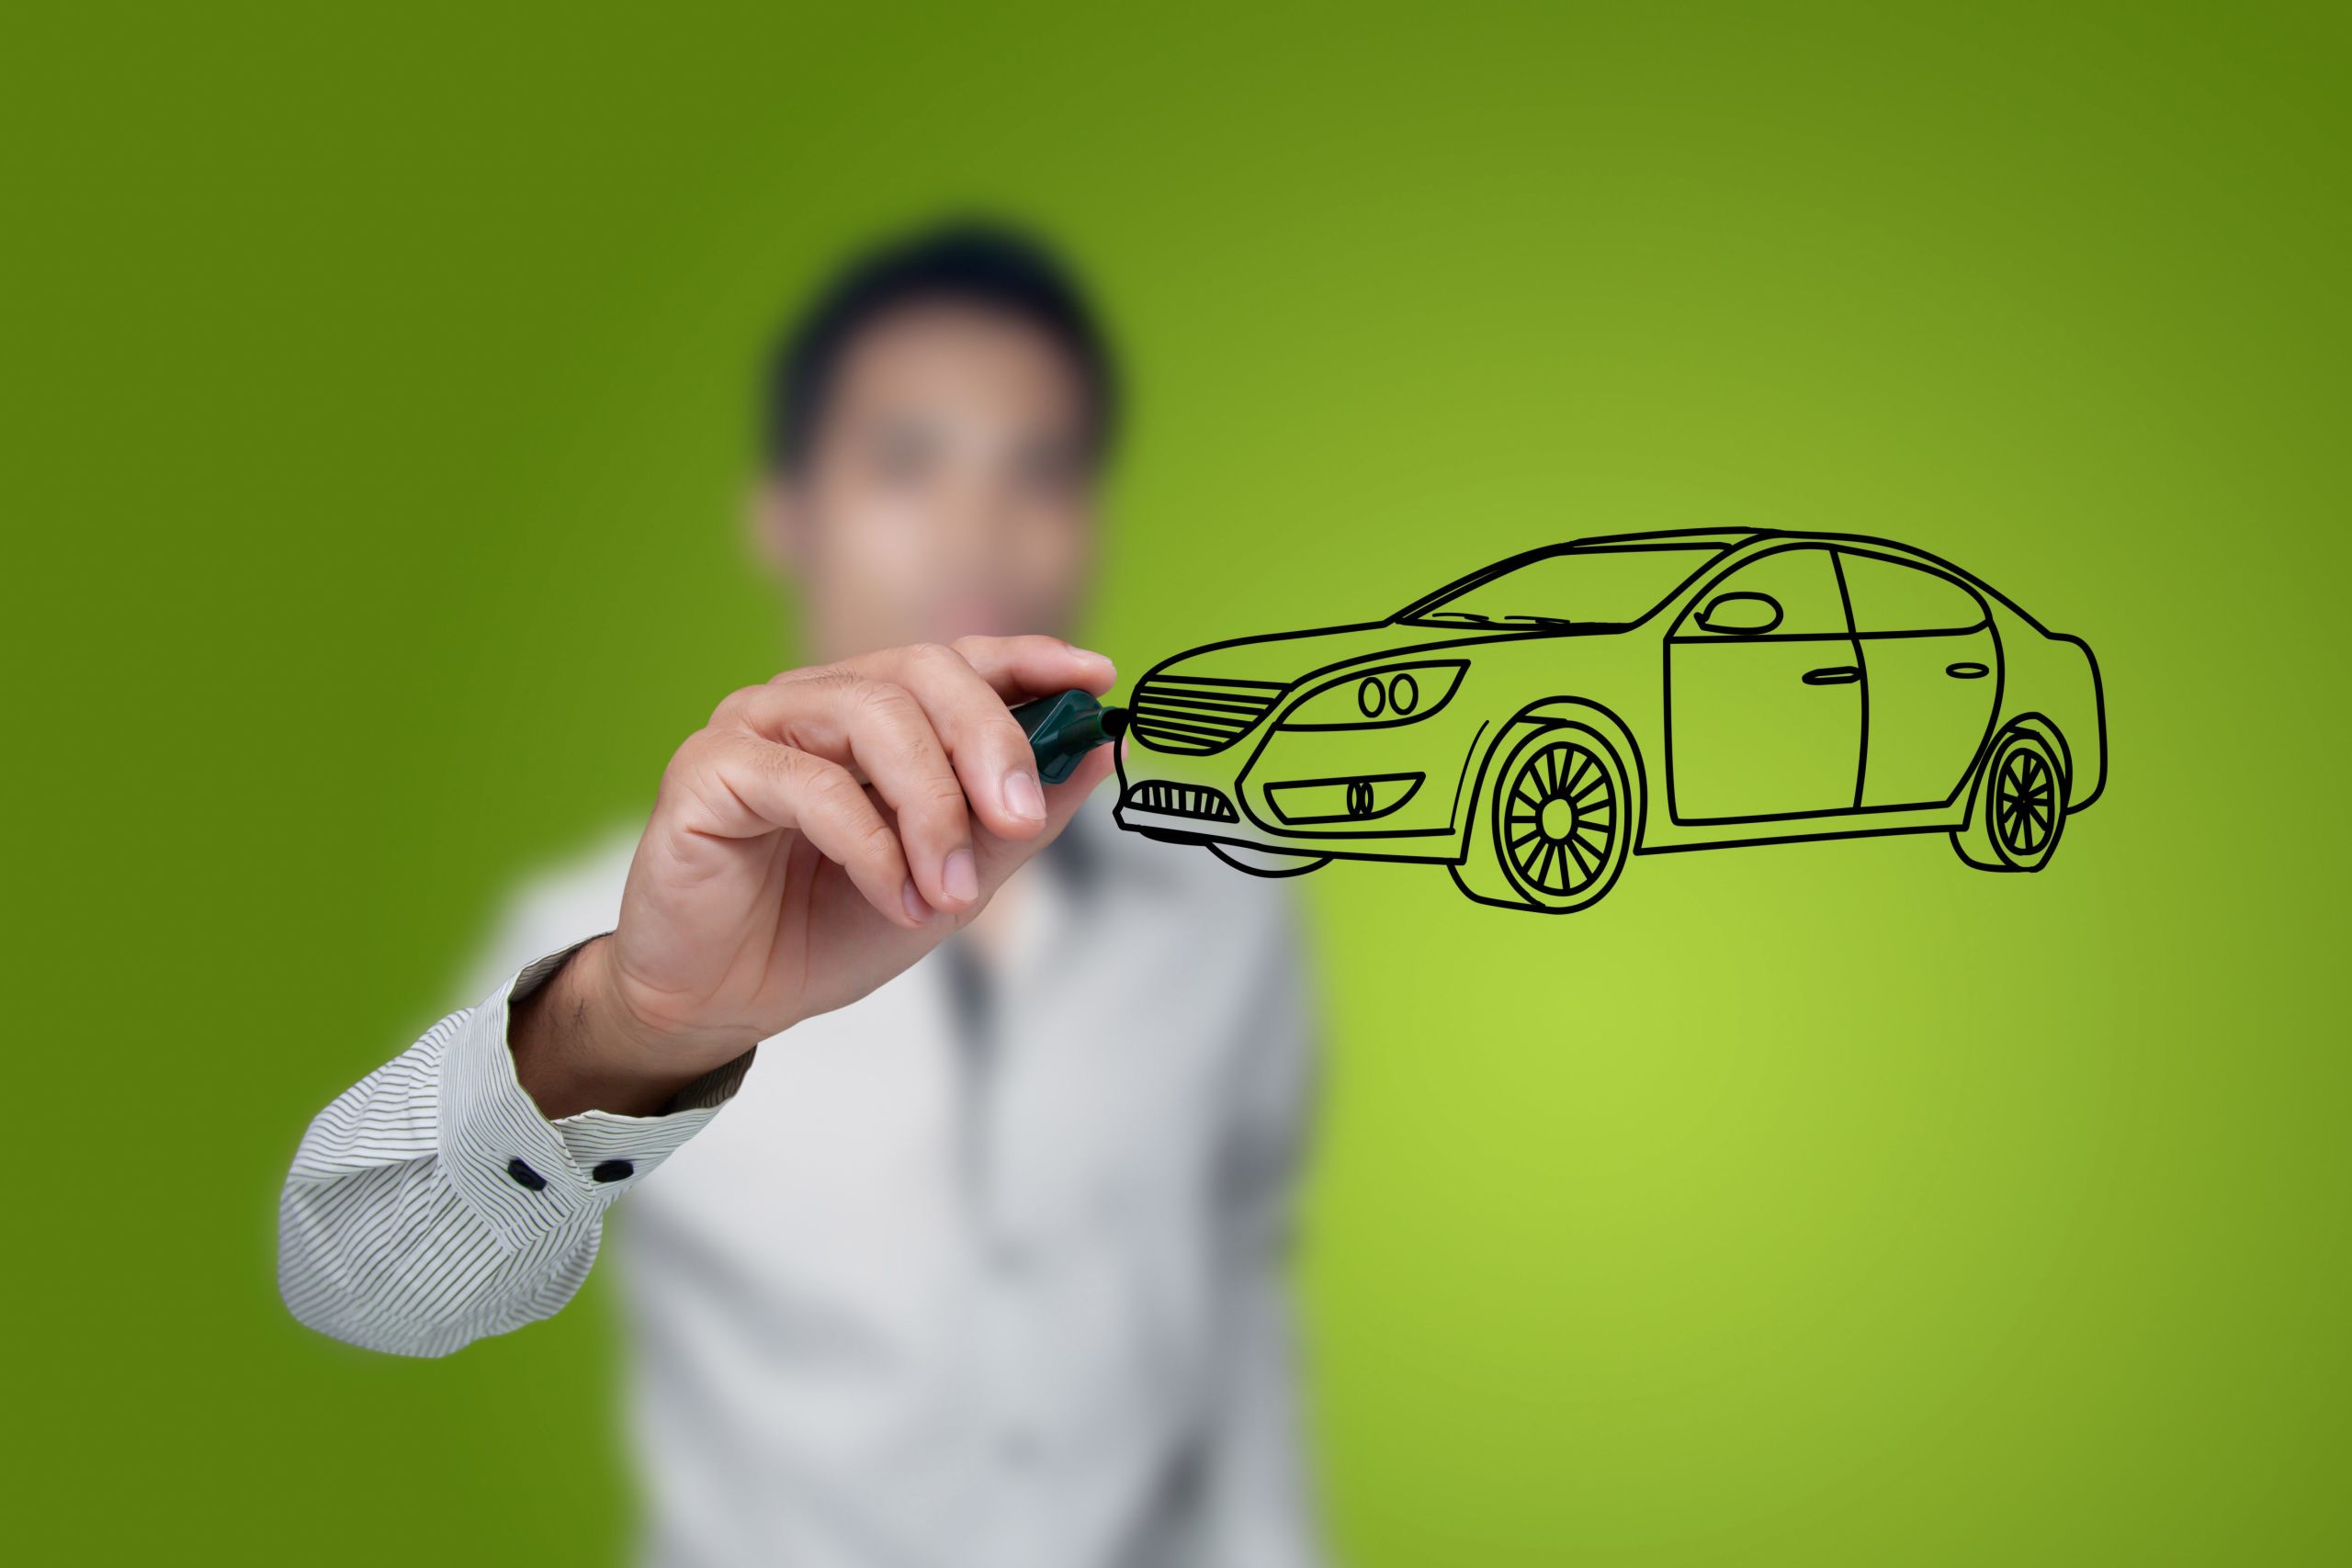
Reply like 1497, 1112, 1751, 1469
7, 3, 2346, 1561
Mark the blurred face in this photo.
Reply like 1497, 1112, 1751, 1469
760, 300, 1101, 661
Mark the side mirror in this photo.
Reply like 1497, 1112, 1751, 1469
1697, 592, 1782, 635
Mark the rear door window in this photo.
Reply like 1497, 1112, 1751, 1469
1838, 551, 1987, 633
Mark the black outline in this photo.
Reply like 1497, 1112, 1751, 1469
1696, 592, 1783, 636
1119, 780, 1239, 823
1448, 721, 1634, 914
1264, 772, 1426, 825
1109, 527, 2107, 914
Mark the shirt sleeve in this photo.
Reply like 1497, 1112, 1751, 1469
277, 938, 752, 1358
1189, 898, 1329, 1567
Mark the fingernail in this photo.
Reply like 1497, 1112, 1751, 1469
1003, 769, 1046, 823
901, 878, 932, 924
943, 848, 979, 905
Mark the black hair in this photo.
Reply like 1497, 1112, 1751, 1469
763, 220, 1119, 476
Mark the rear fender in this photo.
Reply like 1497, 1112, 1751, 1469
1959, 712, 2070, 832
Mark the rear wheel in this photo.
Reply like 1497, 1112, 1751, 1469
1451, 720, 1633, 913
1952, 726, 2067, 872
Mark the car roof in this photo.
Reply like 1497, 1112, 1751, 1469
1565, 527, 1763, 547
1554, 526, 2046, 627
1566, 526, 1949, 556
1561, 531, 1749, 549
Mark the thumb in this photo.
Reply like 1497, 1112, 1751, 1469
972, 745, 1116, 889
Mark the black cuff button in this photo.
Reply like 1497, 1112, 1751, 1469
592, 1159, 635, 1183
506, 1157, 548, 1191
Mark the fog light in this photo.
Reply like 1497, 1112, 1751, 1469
1264, 773, 1424, 825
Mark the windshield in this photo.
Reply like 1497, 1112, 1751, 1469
1398, 544, 1724, 628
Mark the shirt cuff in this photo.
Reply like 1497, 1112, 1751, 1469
437, 937, 756, 1250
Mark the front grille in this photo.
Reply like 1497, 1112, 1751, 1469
1127, 675, 1286, 754
1123, 781, 1239, 821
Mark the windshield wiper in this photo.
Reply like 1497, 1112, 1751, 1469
1500, 615, 1576, 627
1415, 610, 1496, 626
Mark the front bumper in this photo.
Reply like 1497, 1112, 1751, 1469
1113, 705, 1485, 863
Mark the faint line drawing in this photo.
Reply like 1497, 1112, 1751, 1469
1112, 529, 2106, 912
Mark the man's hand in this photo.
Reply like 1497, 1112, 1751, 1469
513, 635, 1118, 1117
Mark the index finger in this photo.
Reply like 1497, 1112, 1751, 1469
830, 635, 1115, 704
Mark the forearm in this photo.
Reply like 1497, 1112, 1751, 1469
277, 944, 749, 1356
278, 1136, 603, 1358
510, 935, 726, 1119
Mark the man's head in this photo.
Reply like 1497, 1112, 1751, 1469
757, 222, 1118, 661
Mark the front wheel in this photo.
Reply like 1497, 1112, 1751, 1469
1952, 726, 2068, 872
1451, 720, 1634, 913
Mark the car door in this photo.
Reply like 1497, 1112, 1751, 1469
1666, 545, 1863, 822
1838, 549, 2000, 808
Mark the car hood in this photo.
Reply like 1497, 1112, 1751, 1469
1139, 619, 1605, 689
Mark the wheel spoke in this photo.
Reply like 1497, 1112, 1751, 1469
1498, 736, 1629, 900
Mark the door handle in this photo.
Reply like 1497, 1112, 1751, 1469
1802, 666, 1860, 685
1945, 661, 1989, 679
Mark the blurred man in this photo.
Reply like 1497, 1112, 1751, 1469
278, 225, 1323, 1568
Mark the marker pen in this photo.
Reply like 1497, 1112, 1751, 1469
1012, 688, 1129, 784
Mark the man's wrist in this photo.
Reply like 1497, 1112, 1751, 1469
511, 937, 709, 1119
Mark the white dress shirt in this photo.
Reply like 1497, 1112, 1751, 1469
279, 803, 1323, 1568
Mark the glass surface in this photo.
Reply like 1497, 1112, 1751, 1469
1689, 547, 1850, 637
1403, 546, 1723, 627
1839, 551, 1987, 633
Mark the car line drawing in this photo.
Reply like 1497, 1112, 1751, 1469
1112, 528, 2105, 912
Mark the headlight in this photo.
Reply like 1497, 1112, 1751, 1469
1279, 661, 1465, 729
